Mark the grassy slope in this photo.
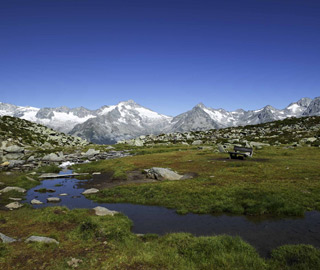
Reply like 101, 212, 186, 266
74, 146, 320, 216
0, 207, 319, 270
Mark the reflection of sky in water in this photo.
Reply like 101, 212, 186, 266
24, 170, 320, 257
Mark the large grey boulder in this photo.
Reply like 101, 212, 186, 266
146, 167, 183, 181
25, 236, 59, 245
0, 232, 17, 243
93, 206, 118, 216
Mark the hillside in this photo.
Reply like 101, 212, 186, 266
0, 116, 88, 150
119, 115, 320, 147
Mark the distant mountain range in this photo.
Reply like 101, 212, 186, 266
1, 97, 319, 144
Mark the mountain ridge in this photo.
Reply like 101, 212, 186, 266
1, 97, 320, 144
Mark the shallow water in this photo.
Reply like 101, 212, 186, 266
25, 170, 320, 257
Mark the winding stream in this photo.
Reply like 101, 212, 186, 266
25, 170, 320, 257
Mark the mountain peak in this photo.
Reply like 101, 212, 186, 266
194, 102, 206, 109
118, 100, 137, 106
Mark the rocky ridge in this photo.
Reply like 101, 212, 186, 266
0, 116, 130, 171
119, 116, 320, 148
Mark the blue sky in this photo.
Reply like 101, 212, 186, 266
1, 0, 319, 116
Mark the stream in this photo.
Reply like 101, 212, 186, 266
24, 170, 320, 257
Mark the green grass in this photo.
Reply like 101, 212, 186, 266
0, 207, 319, 270
0, 172, 40, 206
75, 146, 320, 216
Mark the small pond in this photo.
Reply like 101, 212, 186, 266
25, 170, 320, 257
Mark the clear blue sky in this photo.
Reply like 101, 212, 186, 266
1, 0, 319, 116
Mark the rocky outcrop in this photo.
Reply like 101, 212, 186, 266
119, 116, 320, 148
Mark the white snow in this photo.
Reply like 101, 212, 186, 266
203, 107, 224, 121
135, 107, 166, 119
286, 103, 300, 113
99, 105, 116, 115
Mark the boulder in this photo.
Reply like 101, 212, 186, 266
25, 236, 59, 245
93, 206, 118, 216
192, 140, 203, 145
82, 188, 99, 195
2, 145, 24, 153
42, 153, 64, 162
31, 199, 43, 205
0, 186, 26, 193
46, 197, 61, 203
146, 167, 183, 181
83, 149, 100, 157
5, 202, 23, 210
0, 232, 17, 243
0, 161, 10, 167
217, 145, 225, 153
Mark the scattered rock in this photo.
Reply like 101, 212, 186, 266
0, 161, 10, 167
59, 193, 68, 196
25, 236, 59, 245
31, 199, 43, 205
67, 257, 83, 268
5, 202, 23, 210
192, 140, 203, 145
218, 145, 225, 153
146, 167, 183, 181
26, 176, 37, 182
2, 145, 24, 153
46, 197, 61, 203
82, 188, 99, 195
93, 206, 118, 216
83, 148, 100, 157
0, 186, 26, 193
0, 232, 17, 243
9, 197, 22, 201
42, 153, 64, 162
27, 156, 35, 162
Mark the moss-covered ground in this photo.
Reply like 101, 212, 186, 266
74, 146, 320, 216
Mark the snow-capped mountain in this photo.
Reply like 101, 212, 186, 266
0, 97, 319, 144
70, 100, 172, 144
0, 103, 97, 133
